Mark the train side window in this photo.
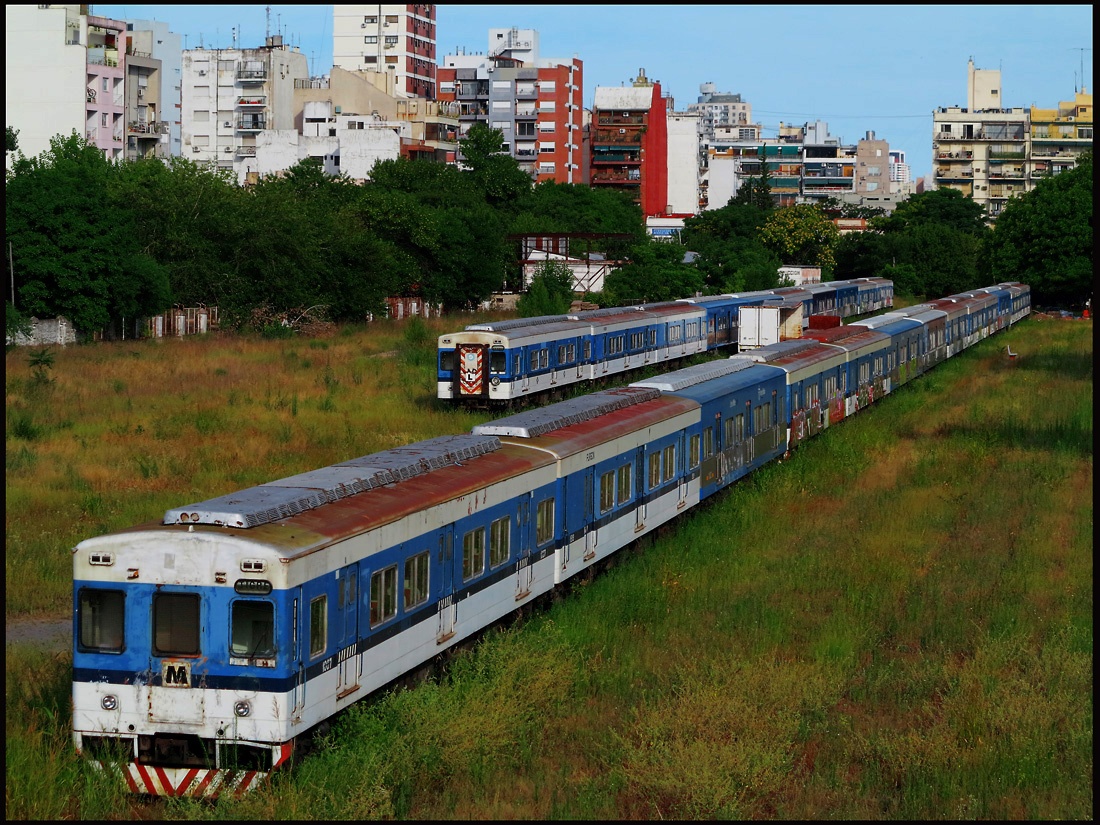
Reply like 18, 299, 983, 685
78, 588, 125, 652
153, 592, 200, 656
490, 347, 506, 373
648, 452, 661, 488
370, 566, 398, 626
535, 498, 555, 546
734, 413, 745, 442
309, 595, 327, 657
689, 434, 700, 468
489, 516, 510, 568
662, 444, 676, 482
724, 417, 734, 446
404, 551, 429, 610
462, 527, 486, 580
440, 351, 454, 372
231, 600, 274, 657
599, 470, 615, 513
617, 464, 632, 504
583, 341, 592, 361
703, 426, 714, 457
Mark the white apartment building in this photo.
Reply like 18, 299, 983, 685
333, 4, 436, 98
6, 5, 101, 160
666, 112, 702, 215
181, 37, 308, 183
687, 82, 752, 142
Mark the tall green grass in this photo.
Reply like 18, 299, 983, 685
5, 317, 1092, 819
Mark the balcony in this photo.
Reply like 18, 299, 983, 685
237, 67, 267, 83
128, 120, 169, 136
592, 151, 640, 163
236, 96, 267, 108
236, 117, 266, 132
590, 169, 641, 184
235, 145, 257, 157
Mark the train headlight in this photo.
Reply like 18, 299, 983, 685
100, 694, 118, 711
491, 377, 500, 387
234, 700, 251, 718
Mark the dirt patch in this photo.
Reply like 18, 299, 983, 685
6, 614, 70, 649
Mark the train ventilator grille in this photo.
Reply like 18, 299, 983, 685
163, 434, 501, 528
630, 358, 754, 393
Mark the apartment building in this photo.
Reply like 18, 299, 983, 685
590, 69, 669, 218
933, 59, 1093, 220
121, 19, 183, 157
181, 36, 308, 182
333, 4, 436, 99
687, 82, 753, 143
704, 122, 898, 212
438, 28, 583, 184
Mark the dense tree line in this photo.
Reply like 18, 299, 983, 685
5, 125, 1091, 342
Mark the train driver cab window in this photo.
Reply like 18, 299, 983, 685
490, 346, 506, 374
153, 592, 200, 656
370, 566, 398, 626
231, 600, 274, 657
309, 595, 327, 657
440, 350, 455, 372
404, 551, 429, 610
536, 498, 555, 546
78, 588, 125, 652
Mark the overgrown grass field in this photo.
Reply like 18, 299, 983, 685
5, 315, 1092, 819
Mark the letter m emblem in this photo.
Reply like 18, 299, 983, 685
161, 661, 191, 687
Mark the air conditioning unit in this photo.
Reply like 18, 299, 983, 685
192, 145, 201, 152
198, 70, 207, 76
224, 121, 231, 128
619, 128, 626, 134
137, 88, 144, 98
225, 145, 234, 153
361, 22, 366, 28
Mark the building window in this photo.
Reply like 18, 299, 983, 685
365, 35, 378, 44
385, 35, 398, 46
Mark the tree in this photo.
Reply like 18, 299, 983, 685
458, 123, 532, 210
731, 145, 774, 210
601, 240, 705, 305
516, 260, 575, 317
5, 125, 18, 154
986, 152, 1092, 308
5, 132, 171, 337
681, 201, 779, 293
759, 203, 840, 274
882, 188, 989, 237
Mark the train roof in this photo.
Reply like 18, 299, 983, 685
473, 386, 660, 438
164, 433, 504, 529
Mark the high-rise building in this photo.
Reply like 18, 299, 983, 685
333, 4, 436, 99
120, 19, 182, 157
181, 36, 308, 183
933, 59, 1093, 221
590, 69, 669, 218
438, 28, 583, 184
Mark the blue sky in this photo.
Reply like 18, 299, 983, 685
93, 4, 1093, 181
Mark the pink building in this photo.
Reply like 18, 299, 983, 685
85, 15, 127, 159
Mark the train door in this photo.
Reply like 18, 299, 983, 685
583, 468, 596, 561
437, 527, 456, 643
336, 564, 360, 699
515, 496, 533, 600
292, 591, 305, 721
677, 432, 688, 509
520, 347, 532, 394
457, 343, 488, 399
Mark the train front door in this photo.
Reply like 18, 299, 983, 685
336, 564, 360, 700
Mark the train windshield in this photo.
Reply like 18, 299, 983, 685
231, 600, 275, 657
489, 346, 506, 374
153, 593, 200, 656
77, 588, 125, 652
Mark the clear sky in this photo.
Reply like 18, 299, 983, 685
92, 4, 1093, 181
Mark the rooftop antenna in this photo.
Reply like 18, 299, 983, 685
1069, 47, 1091, 93
265, 5, 271, 40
